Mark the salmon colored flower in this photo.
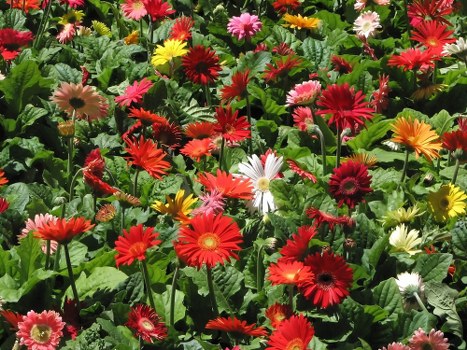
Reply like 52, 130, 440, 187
115, 224, 161, 267
409, 328, 449, 350
121, 0, 147, 20
17, 310, 65, 350
180, 138, 215, 162
286, 80, 321, 107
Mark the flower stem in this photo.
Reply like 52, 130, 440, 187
219, 137, 226, 171
336, 126, 341, 168
312, 125, 327, 174
141, 260, 156, 310
452, 157, 460, 185
169, 264, 180, 327
69, 169, 83, 202
400, 148, 410, 184
245, 93, 253, 155
34, 0, 53, 49
413, 292, 428, 313
256, 245, 265, 293
206, 266, 219, 316
403, 0, 413, 46
133, 169, 140, 197
204, 84, 212, 108
45, 240, 51, 270
64, 243, 80, 308
288, 284, 294, 310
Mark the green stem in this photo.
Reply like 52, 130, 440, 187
336, 126, 341, 168
288, 284, 294, 311
256, 246, 264, 293
133, 169, 140, 197
312, 125, 327, 174
403, 0, 412, 46
204, 84, 212, 108
452, 157, 460, 185
413, 292, 428, 313
206, 266, 219, 316
169, 264, 180, 327
218, 137, 226, 171
121, 206, 126, 231
33, 0, 53, 49
245, 93, 253, 155
53, 244, 61, 272
400, 148, 410, 184
69, 168, 83, 202
141, 260, 156, 310
45, 240, 51, 270
64, 243, 80, 308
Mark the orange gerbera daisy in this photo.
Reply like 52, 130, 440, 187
390, 117, 442, 161
124, 135, 170, 179
128, 107, 169, 126
34, 217, 94, 244
268, 260, 314, 286
10, 0, 40, 13
0, 169, 8, 187
173, 213, 243, 268
114, 224, 161, 267
266, 314, 314, 350
205, 316, 268, 337
198, 169, 253, 200
184, 121, 215, 139
180, 138, 215, 162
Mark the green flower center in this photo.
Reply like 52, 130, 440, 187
30, 324, 52, 344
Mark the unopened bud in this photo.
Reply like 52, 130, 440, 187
57, 120, 75, 137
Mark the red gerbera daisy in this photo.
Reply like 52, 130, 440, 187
287, 160, 317, 183
411, 21, 455, 55
442, 130, 467, 155
266, 314, 314, 350
265, 303, 293, 329
272, 42, 296, 56
279, 225, 317, 262
0, 310, 23, 330
263, 55, 302, 83
316, 83, 374, 131
0, 197, 8, 213
371, 74, 391, 113
83, 171, 117, 196
173, 213, 243, 268
180, 138, 215, 162
10, 0, 40, 13
84, 148, 105, 178
152, 121, 182, 150
220, 70, 250, 102
387, 48, 437, 72
115, 224, 161, 267
126, 304, 167, 343
331, 55, 353, 74
184, 121, 215, 139
0, 28, 34, 61
306, 207, 355, 230
124, 135, 170, 179
213, 106, 251, 143
115, 78, 154, 108
301, 252, 353, 308
35, 217, 94, 244
198, 169, 253, 199
143, 0, 175, 22
170, 16, 194, 41
128, 107, 169, 126
17, 310, 65, 350
0, 169, 8, 187
291, 106, 314, 132
328, 160, 372, 208
182, 45, 222, 85
407, 0, 454, 27
272, 0, 301, 14
205, 316, 268, 337
268, 260, 314, 286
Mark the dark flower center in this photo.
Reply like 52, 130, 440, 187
440, 197, 450, 210
69, 97, 85, 110
340, 177, 359, 195
317, 272, 335, 290
195, 61, 209, 74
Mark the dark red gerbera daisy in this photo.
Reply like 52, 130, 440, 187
407, 0, 454, 27
306, 207, 355, 230
387, 48, 438, 72
331, 55, 353, 74
169, 16, 194, 41
0, 310, 23, 330
0, 197, 8, 213
301, 252, 353, 308
115, 78, 154, 108
328, 160, 372, 208
115, 224, 161, 267
152, 121, 182, 150
184, 121, 216, 139
143, 0, 175, 22
268, 260, 314, 286
279, 225, 317, 262
272, 42, 296, 56
205, 316, 268, 337
265, 303, 293, 329
264, 55, 302, 83
220, 70, 250, 102
0, 28, 34, 61
124, 135, 170, 179
410, 21, 455, 55
272, 0, 301, 14
266, 314, 314, 350
213, 106, 251, 143
35, 217, 94, 244
126, 304, 167, 343
180, 138, 215, 162
198, 169, 253, 200
173, 213, 243, 268
316, 83, 374, 131
182, 45, 222, 85
442, 130, 467, 155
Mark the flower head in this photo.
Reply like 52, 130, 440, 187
1, 310, 23, 330
0, 169, 8, 187
35, 217, 94, 244
353, 11, 381, 39
282, 14, 321, 30
265, 303, 293, 328
379, 342, 410, 350
387, 48, 437, 71
143, 0, 175, 22
371, 74, 391, 113
206, 316, 268, 337
409, 328, 450, 350
191, 190, 226, 216
411, 21, 455, 55
0, 28, 34, 61
220, 70, 250, 102
317, 83, 374, 131
328, 161, 372, 208
115, 78, 154, 108
227, 13, 262, 41
184, 121, 215, 139
442, 130, 467, 158
129, 107, 168, 125
286, 80, 322, 107
182, 45, 222, 85
287, 160, 317, 182
10, 0, 40, 13
279, 225, 317, 262
237, 153, 283, 214
272, 0, 300, 13
390, 117, 442, 161
198, 170, 253, 200
268, 260, 314, 286
170, 16, 194, 41
115, 224, 161, 267
408, 0, 454, 27
124, 135, 170, 179
126, 304, 167, 343
180, 138, 215, 162
214, 106, 251, 143
389, 224, 422, 255
396, 272, 425, 307
17, 310, 65, 350
151, 39, 188, 67
19, 214, 59, 254
174, 213, 243, 268
301, 252, 353, 308
151, 189, 197, 223
306, 207, 355, 230
428, 184, 467, 222
0, 198, 8, 214
381, 205, 424, 229
266, 314, 314, 350
331, 55, 353, 74
121, 0, 147, 20
442, 37, 467, 60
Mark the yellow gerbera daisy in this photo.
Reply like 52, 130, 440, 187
428, 183, 467, 222
124, 30, 139, 45
151, 39, 188, 68
92, 20, 112, 37
411, 83, 447, 101
389, 223, 422, 255
58, 10, 85, 25
151, 189, 197, 224
282, 14, 321, 30
390, 116, 442, 161
381, 204, 424, 229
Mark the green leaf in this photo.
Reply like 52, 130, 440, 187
314, 10, 348, 30
49, 63, 82, 84
372, 278, 403, 320
414, 253, 452, 283
153, 285, 186, 324
3, 9, 26, 29
72, 267, 127, 299
3, 182, 30, 212
399, 311, 437, 338
301, 38, 330, 69
17, 105, 49, 133
237, 51, 272, 77
362, 233, 389, 275
270, 180, 302, 212
15, 232, 42, 283
347, 119, 392, 152
431, 109, 454, 134
451, 219, 467, 259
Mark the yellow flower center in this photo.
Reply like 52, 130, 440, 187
133, 0, 144, 9
286, 338, 304, 350
138, 318, 155, 331
198, 233, 220, 251
30, 324, 52, 344
257, 177, 270, 192
129, 241, 147, 257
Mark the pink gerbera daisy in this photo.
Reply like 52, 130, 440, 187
17, 310, 65, 350
409, 328, 450, 350
353, 11, 381, 39
121, 0, 148, 20
57, 23, 76, 44
227, 13, 262, 41
115, 78, 154, 108
292, 106, 314, 132
18, 214, 59, 254
286, 80, 322, 106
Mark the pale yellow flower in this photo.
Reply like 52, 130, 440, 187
389, 224, 422, 255
381, 204, 424, 229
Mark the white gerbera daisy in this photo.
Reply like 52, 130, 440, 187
395, 272, 425, 310
353, 11, 381, 39
442, 37, 467, 60
389, 224, 422, 255
237, 153, 283, 214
